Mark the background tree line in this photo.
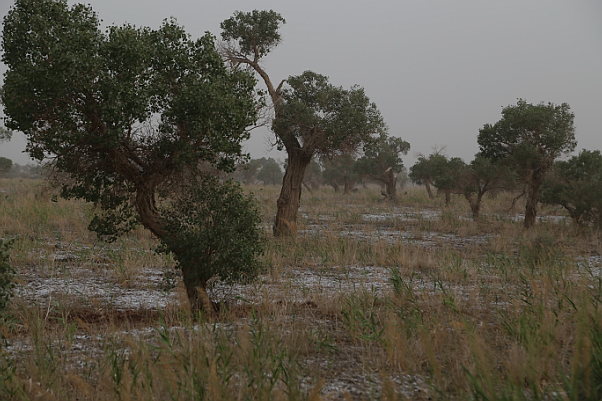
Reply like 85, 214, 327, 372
407, 100, 601, 229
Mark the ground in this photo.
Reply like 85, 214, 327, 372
0, 180, 600, 400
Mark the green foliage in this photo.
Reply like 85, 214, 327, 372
478, 99, 576, 227
478, 99, 576, 165
2, 0, 261, 304
255, 157, 283, 185
431, 156, 466, 193
541, 149, 602, 228
2, 0, 258, 239
409, 152, 447, 186
0, 157, 12, 176
0, 239, 15, 318
354, 134, 410, 180
158, 177, 265, 290
233, 158, 263, 184
322, 154, 358, 192
220, 10, 286, 60
303, 158, 323, 189
518, 234, 562, 269
273, 70, 388, 157
464, 155, 514, 195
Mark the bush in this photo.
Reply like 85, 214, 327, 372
0, 239, 15, 317
518, 234, 562, 269
158, 177, 265, 308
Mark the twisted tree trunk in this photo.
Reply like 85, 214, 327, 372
379, 168, 397, 201
273, 148, 312, 236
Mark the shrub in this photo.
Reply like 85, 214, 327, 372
158, 177, 265, 309
0, 239, 15, 317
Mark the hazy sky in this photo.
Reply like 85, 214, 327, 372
0, 0, 600, 166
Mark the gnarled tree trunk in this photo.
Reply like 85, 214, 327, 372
135, 186, 210, 312
343, 178, 354, 195
424, 180, 434, 199
273, 148, 312, 236
379, 167, 397, 201
466, 192, 484, 220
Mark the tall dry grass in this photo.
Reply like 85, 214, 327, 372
0, 178, 600, 399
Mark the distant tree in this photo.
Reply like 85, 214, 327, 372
478, 99, 576, 228
322, 154, 359, 194
432, 156, 465, 206
409, 152, 447, 199
0, 127, 11, 143
397, 167, 410, 189
234, 158, 263, 184
541, 149, 602, 228
303, 159, 322, 192
221, 11, 388, 236
0, 157, 12, 176
2, 0, 263, 310
452, 155, 515, 219
354, 134, 410, 201
256, 157, 283, 185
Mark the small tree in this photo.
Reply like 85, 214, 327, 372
431, 156, 465, 206
2, 0, 263, 310
256, 157, 283, 185
452, 155, 514, 219
478, 99, 576, 228
354, 134, 410, 201
159, 177, 264, 310
0, 158, 12, 176
322, 154, 359, 194
541, 149, 602, 228
302, 159, 322, 192
233, 158, 263, 184
409, 152, 447, 199
221, 11, 388, 236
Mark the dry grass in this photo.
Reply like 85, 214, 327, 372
0, 179, 601, 400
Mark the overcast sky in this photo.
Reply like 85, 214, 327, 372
0, 0, 600, 166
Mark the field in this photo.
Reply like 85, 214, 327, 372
0, 178, 601, 400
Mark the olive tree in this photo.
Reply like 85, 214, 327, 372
2, 0, 264, 310
0, 157, 12, 176
353, 135, 410, 201
541, 149, 602, 228
431, 156, 465, 206
256, 157, 283, 185
451, 155, 514, 219
478, 99, 576, 228
221, 11, 388, 236
409, 152, 447, 199
322, 154, 359, 194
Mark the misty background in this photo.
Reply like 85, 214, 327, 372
0, 0, 600, 167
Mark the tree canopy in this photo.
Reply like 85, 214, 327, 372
273, 71, 387, 158
221, 10, 395, 236
409, 152, 447, 199
256, 157, 283, 185
2, 0, 264, 309
478, 99, 576, 227
541, 149, 602, 228
0, 157, 12, 176
354, 134, 410, 200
